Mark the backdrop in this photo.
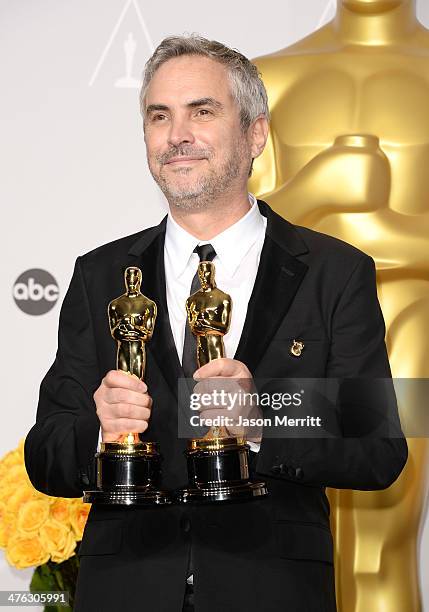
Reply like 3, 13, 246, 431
1, 1, 428, 609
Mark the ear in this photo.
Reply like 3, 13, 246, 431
248, 115, 269, 159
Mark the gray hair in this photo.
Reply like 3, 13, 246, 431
140, 34, 270, 131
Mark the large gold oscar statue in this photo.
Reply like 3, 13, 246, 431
250, 1, 429, 610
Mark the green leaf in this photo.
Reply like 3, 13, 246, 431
30, 564, 57, 593
30, 562, 75, 612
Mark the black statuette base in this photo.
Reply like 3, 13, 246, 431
83, 441, 172, 506
176, 440, 268, 504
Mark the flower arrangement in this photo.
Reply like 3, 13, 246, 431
0, 440, 91, 610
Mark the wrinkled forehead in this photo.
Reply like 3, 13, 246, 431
145, 55, 234, 110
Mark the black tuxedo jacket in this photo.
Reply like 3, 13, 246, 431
25, 200, 407, 612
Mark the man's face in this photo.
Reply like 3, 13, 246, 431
143, 55, 253, 210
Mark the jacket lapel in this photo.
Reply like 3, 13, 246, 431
234, 200, 309, 374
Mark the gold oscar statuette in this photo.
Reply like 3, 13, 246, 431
83, 266, 171, 505
177, 261, 268, 503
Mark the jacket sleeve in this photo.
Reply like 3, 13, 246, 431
255, 255, 408, 490
24, 257, 101, 497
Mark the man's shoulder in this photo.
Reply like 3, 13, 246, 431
295, 223, 369, 263
78, 219, 165, 268
259, 200, 371, 269
292, 224, 375, 288
266, 206, 375, 293
80, 230, 144, 262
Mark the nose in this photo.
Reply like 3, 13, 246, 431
167, 116, 195, 147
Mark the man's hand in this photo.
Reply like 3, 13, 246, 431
194, 357, 252, 381
94, 370, 152, 443
193, 358, 262, 442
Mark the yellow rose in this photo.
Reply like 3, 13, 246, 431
50, 498, 71, 525
8, 483, 36, 515
1, 440, 79, 568
0, 522, 9, 548
6, 535, 50, 569
0, 503, 15, 548
0, 464, 27, 493
1, 467, 23, 487
39, 519, 76, 563
0, 483, 17, 505
0, 440, 26, 488
17, 499, 50, 534
51, 531, 76, 564
69, 500, 91, 541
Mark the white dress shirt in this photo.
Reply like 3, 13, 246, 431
164, 193, 267, 365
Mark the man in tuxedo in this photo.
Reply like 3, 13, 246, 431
25, 35, 407, 612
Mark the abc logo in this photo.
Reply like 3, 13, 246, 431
13, 269, 59, 315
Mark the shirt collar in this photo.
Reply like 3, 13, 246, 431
165, 194, 266, 279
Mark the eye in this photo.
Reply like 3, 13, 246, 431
196, 108, 212, 118
150, 113, 168, 122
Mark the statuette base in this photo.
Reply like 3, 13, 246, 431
83, 440, 172, 506
176, 480, 268, 504
176, 437, 268, 504
83, 487, 172, 505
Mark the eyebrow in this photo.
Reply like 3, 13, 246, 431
187, 97, 223, 110
145, 97, 224, 115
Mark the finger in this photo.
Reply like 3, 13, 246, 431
227, 426, 247, 437
103, 370, 147, 393
104, 387, 151, 407
193, 378, 226, 397
194, 358, 248, 379
99, 403, 151, 422
197, 408, 233, 420
192, 379, 245, 409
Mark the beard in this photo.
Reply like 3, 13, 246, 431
148, 141, 249, 211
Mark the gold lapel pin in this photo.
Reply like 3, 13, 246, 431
290, 339, 304, 357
